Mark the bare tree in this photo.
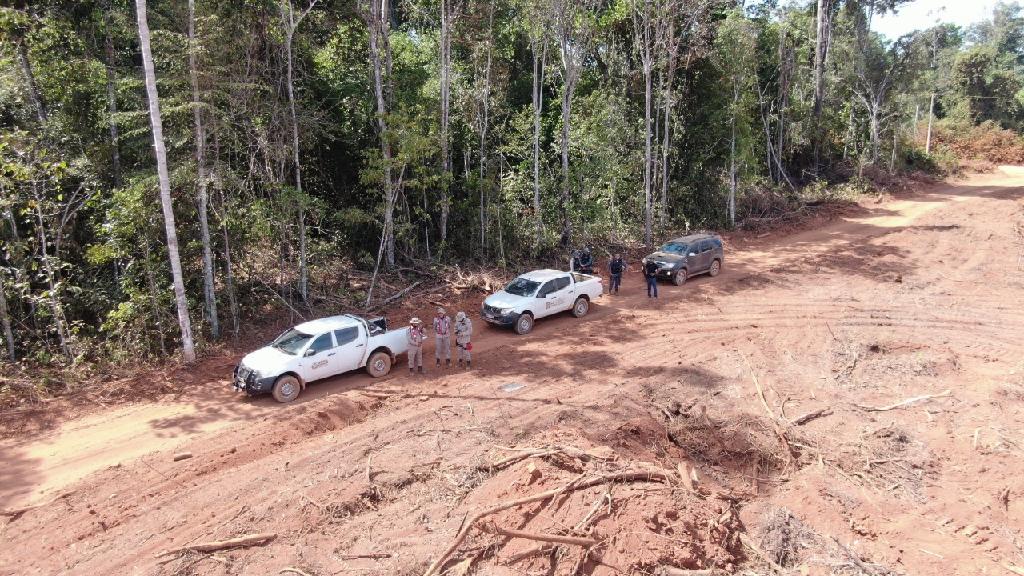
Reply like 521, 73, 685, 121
135, 0, 196, 362
439, 0, 463, 245
812, 0, 835, 174
363, 0, 399, 274
189, 0, 219, 339
632, 0, 659, 246
280, 0, 318, 303
527, 0, 549, 247
474, 0, 495, 249
553, 0, 592, 248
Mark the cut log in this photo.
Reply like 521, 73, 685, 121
173, 452, 193, 462
337, 553, 392, 560
156, 533, 277, 557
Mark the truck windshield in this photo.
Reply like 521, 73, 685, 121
660, 242, 689, 255
272, 329, 313, 355
505, 277, 541, 297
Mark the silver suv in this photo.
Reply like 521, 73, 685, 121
642, 233, 724, 286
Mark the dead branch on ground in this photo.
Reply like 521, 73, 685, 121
279, 568, 314, 576
421, 469, 672, 576
791, 407, 833, 426
156, 533, 277, 557
658, 568, 729, 576
336, 553, 392, 560
480, 522, 600, 547
854, 390, 951, 412
368, 281, 422, 310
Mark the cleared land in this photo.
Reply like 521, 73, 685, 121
2, 168, 1023, 576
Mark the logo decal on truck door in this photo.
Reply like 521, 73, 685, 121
311, 359, 328, 370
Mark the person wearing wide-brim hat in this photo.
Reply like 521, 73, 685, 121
407, 317, 426, 374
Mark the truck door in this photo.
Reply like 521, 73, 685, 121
696, 240, 713, 272
535, 279, 559, 318
550, 276, 573, 312
331, 326, 363, 374
302, 332, 336, 381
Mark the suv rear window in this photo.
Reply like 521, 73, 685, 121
334, 327, 359, 346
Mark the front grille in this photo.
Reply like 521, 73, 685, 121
483, 304, 504, 317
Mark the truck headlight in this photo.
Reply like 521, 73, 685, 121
500, 308, 514, 316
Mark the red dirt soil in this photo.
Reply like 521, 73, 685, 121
2, 168, 1024, 575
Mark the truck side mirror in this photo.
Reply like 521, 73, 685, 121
304, 348, 316, 357
688, 253, 697, 257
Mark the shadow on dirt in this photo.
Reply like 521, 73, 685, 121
0, 443, 44, 510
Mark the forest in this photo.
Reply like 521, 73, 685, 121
1, 0, 1023, 366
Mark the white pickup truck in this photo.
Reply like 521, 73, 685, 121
233, 314, 408, 402
481, 269, 603, 334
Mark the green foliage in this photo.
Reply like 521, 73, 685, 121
0, 0, 1022, 366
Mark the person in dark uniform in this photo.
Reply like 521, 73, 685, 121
608, 253, 625, 294
644, 260, 660, 298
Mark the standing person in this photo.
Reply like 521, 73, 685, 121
407, 318, 426, 374
454, 311, 473, 368
644, 259, 660, 298
433, 307, 452, 368
608, 253, 626, 294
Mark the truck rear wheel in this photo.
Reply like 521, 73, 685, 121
366, 351, 392, 378
514, 313, 534, 335
572, 297, 590, 318
709, 259, 721, 277
272, 375, 301, 403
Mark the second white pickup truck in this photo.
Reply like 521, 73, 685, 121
233, 314, 408, 402
481, 269, 603, 334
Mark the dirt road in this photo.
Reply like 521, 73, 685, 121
2, 168, 1023, 575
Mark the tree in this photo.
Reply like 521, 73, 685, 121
715, 9, 757, 226
135, 0, 196, 362
188, 0, 219, 339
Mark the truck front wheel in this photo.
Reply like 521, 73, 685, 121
366, 351, 392, 378
514, 313, 534, 335
572, 297, 590, 318
272, 375, 301, 403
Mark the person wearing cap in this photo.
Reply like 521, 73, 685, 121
433, 307, 452, 368
407, 317, 426, 374
454, 311, 473, 368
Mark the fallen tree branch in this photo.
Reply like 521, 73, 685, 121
742, 356, 795, 467
791, 407, 833, 426
337, 553, 392, 560
854, 390, 951, 412
481, 523, 600, 547
739, 533, 785, 574
279, 568, 314, 576
369, 281, 422, 310
1, 491, 74, 521
156, 533, 277, 557
658, 568, 729, 576
421, 469, 672, 576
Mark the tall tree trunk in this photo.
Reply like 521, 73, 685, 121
366, 0, 396, 268
812, 0, 833, 175
478, 2, 494, 250
559, 73, 573, 248
776, 31, 792, 183
643, 59, 653, 245
439, 0, 452, 245
16, 39, 47, 123
103, 6, 121, 187
869, 102, 881, 164
532, 41, 547, 247
189, 0, 219, 340
135, 0, 197, 363
729, 83, 738, 226
660, 42, 679, 228
0, 272, 14, 362
926, 92, 935, 154
281, 1, 313, 302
